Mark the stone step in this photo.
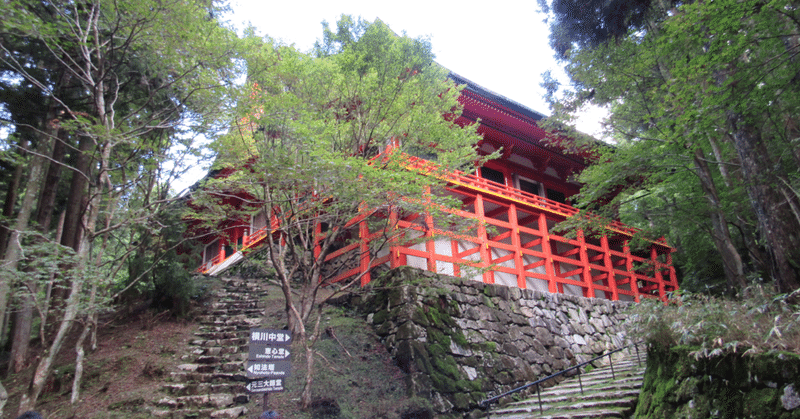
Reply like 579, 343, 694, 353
494, 406, 630, 419
209, 308, 264, 316
217, 284, 269, 293
188, 353, 247, 364
195, 316, 263, 326
488, 351, 646, 419
169, 371, 248, 384
156, 393, 248, 409
500, 389, 642, 413
540, 379, 642, 399
177, 362, 242, 374
548, 370, 643, 390
209, 301, 263, 309
151, 405, 248, 419
197, 325, 257, 334
162, 382, 246, 396
194, 331, 245, 340
189, 346, 243, 357
190, 337, 248, 347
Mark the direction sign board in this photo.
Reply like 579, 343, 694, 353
249, 344, 291, 361
247, 328, 292, 394
246, 378, 285, 393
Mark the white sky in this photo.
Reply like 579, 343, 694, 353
173, 0, 605, 194
227, 0, 562, 121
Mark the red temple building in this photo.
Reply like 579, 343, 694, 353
193, 73, 678, 302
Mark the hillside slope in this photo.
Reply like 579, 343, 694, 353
3, 277, 429, 418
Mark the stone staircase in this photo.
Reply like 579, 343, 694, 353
485, 349, 647, 419
151, 277, 270, 418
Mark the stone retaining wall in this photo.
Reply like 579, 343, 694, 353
635, 345, 800, 418
357, 267, 633, 413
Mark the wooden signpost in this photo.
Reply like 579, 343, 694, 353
247, 328, 292, 414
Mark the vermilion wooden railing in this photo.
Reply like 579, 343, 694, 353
197, 155, 678, 301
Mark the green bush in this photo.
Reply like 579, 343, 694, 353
625, 286, 800, 356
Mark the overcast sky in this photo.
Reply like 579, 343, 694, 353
226, 0, 560, 118
173, 1, 604, 193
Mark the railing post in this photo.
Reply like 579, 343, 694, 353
537, 384, 543, 415
635, 343, 642, 367
608, 353, 616, 380
577, 367, 584, 394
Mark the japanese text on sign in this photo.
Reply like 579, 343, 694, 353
246, 361, 291, 378
249, 345, 291, 361
250, 328, 292, 344
246, 378, 285, 393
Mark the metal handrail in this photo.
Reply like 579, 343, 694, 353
479, 341, 644, 414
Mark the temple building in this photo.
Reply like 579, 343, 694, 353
193, 73, 678, 302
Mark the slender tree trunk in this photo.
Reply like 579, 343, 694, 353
35, 128, 69, 232
71, 319, 92, 404
18, 162, 103, 413
0, 138, 29, 257
0, 381, 7, 417
17, 267, 83, 414
60, 135, 93, 252
50, 135, 92, 311
0, 138, 30, 352
693, 147, 748, 293
8, 288, 35, 374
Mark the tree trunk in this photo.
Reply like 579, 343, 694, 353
35, 128, 69, 232
7, 106, 67, 371
693, 147, 748, 293
0, 380, 7, 417
71, 319, 92, 404
8, 289, 35, 374
727, 113, 800, 293
50, 135, 92, 310
60, 135, 92, 252
0, 138, 29, 257
19, 126, 110, 412
0, 133, 52, 353
17, 270, 82, 414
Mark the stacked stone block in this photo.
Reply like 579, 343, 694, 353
360, 267, 632, 413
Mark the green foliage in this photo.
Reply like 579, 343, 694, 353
542, 0, 800, 293
124, 204, 206, 315
625, 286, 800, 356
191, 16, 487, 409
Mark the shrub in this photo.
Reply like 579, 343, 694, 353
625, 286, 800, 357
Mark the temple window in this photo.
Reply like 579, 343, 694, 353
480, 166, 505, 185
